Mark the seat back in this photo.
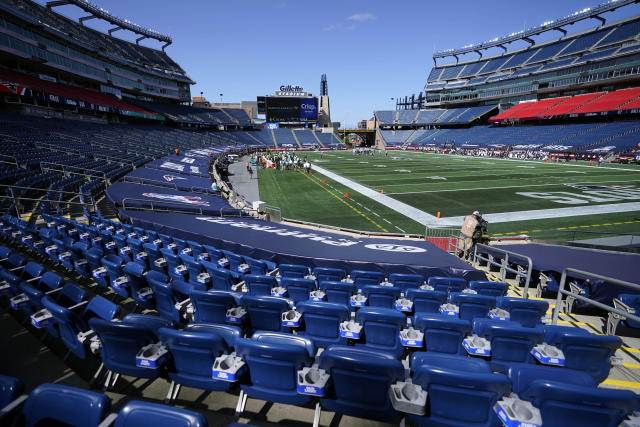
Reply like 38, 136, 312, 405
356, 307, 405, 357
313, 267, 346, 282
473, 319, 545, 367
362, 285, 401, 309
318, 346, 404, 422
469, 281, 509, 297
157, 327, 229, 390
190, 290, 239, 324
497, 297, 548, 328
201, 263, 236, 291
147, 271, 180, 323
427, 276, 467, 294
350, 270, 385, 287
449, 292, 496, 321
522, 380, 640, 427
23, 383, 110, 427
507, 365, 596, 395
279, 263, 310, 278
235, 332, 313, 402
406, 288, 447, 314
0, 374, 23, 408
319, 281, 355, 306
245, 257, 268, 275
414, 314, 471, 355
297, 301, 350, 348
388, 273, 424, 292
281, 277, 316, 303
410, 352, 511, 426
245, 274, 277, 297
42, 296, 89, 358
222, 250, 244, 271
89, 317, 158, 378
39, 271, 64, 292
543, 325, 622, 383
180, 254, 203, 280
113, 400, 207, 427
242, 295, 292, 332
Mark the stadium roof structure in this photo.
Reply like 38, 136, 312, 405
46, 0, 172, 50
433, 0, 639, 63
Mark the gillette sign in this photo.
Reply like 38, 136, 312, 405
276, 85, 309, 97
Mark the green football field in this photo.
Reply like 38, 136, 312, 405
257, 151, 640, 241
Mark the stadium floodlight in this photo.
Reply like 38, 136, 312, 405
56, 0, 172, 43
433, 0, 637, 60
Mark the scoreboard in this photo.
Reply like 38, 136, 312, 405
257, 94, 318, 124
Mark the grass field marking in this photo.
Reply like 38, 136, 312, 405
298, 171, 389, 232
386, 178, 640, 195
492, 218, 628, 236
311, 163, 439, 226
431, 152, 640, 173
440, 202, 640, 225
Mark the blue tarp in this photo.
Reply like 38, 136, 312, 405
106, 182, 238, 216
119, 210, 486, 282
145, 157, 210, 177
485, 243, 640, 304
124, 167, 217, 194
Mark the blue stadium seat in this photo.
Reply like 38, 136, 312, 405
190, 290, 241, 325
313, 267, 346, 282
157, 326, 233, 402
542, 325, 621, 383
449, 292, 496, 321
112, 400, 208, 427
406, 288, 447, 314
123, 262, 154, 310
280, 277, 316, 303
414, 313, 472, 354
496, 297, 549, 328
473, 319, 545, 372
102, 254, 128, 298
85, 247, 107, 288
507, 364, 596, 395
362, 284, 401, 308
90, 315, 173, 389
297, 301, 350, 348
318, 346, 404, 422
520, 380, 639, 426
161, 248, 184, 281
22, 383, 111, 427
355, 307, 406, 357
147, 270, 182, 324
221, 250, 245, 275
179, 254, 204, 284
279, 263, 310, 278
245, 274, 277, 297
43, 295, 119, 359
241, 295, 293, 332
319, 281, 355, 306
235, 332, 315, 409
409, 352, 511, 427
427, 276, 467, 294
350, 270, 385, 287
469, 281, 509, 297
143, 242, 163, 272
0, 374, 24, 412
201, 262, 237, 291
244, 256, 275, 275
389, 273, 425, 292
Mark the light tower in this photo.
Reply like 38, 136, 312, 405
318, 74, 332, 128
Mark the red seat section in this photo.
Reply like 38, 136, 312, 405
0, 68, 159, 117
571, 88, 640, 114
509, 97, 569, 120
539, 92, 605, 116
488, 102, 531, 122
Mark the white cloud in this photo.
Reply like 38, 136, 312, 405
347, 13, 376, 22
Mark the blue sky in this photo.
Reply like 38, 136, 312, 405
36, 0, 640, 128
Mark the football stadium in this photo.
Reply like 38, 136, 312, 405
0, 0, 640, 425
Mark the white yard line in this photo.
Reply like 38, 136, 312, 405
387, 178, 640, 195
439, 202, 640, 226
312, 163, 439, 225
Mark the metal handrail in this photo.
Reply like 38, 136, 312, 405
40, 162, 108, 181
121, 197, 205, 215
122, 176, 179, 191
473, 244, 533, 299
551, 267, 640, 326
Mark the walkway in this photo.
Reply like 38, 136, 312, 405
228, 156, 260, 203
